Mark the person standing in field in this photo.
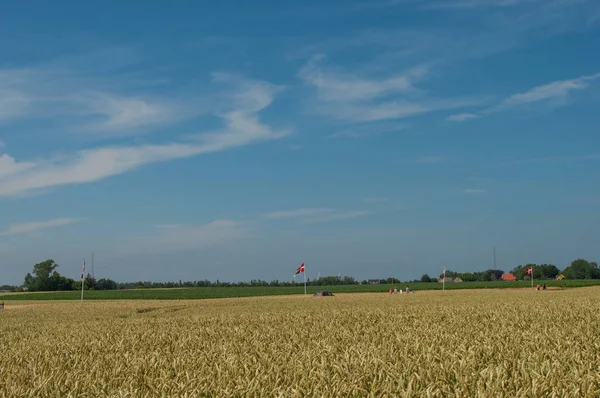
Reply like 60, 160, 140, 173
405, 286, 409, 294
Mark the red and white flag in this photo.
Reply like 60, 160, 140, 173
295, 263, 305, 274
525, 267, 532, 275
81, 260, 86, 279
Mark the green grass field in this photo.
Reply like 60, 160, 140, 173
2, 279, 599, 300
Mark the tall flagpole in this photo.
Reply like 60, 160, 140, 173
443, 265, 446, 292
304, 262, 306, 296
81, 259, 85, 303
531, 265, 534, 289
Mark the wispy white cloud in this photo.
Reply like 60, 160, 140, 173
448, 72, 600, 121
446, 113, 479, 122
0, 154, 35, 180
463, 189, 487, 194
491, 73, 600, 112
416, 156, 445, 164
0, 76, 287, 197
82, 94, 189, 133
0, 50, 198, 136
299, 56, 426, 102
2, 217, 85, 236
0, 90, 31, 121
300, 58, 482, 123
264, 208, 334, 219
300, 0, 598, 71
302, 211, 370, 224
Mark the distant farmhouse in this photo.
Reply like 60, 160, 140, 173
501, 273, 517, 281
437, 277, 463, 283
368, 279, 381, 284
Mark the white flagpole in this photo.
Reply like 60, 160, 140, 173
443, 265, 446, 292
531, 265, 534, 289
81, 259, 85, 303
304, 262, 306, 296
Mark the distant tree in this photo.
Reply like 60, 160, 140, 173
420, 274, 432, 283
96, 278, 118, 290
478, 272, 491, 282
460, 272, 477, 282
0, 285, 17, 292
85, 274, 97, 290
535, 264, 560, 280
563, 259, 600, 279
51, 272, 74, 291
488, 269, 504, 280
342, 276, 357, 285
24, 259, 67, 292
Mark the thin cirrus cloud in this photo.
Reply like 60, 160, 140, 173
447, 72, 600, 121
0, 75, 287, 198
491, 72, 600, 111
264, 208, 335, 219
446, 113, 478, 122
264, 208, 370, 223
1, 217, 85, 236
0, 50, 198, 136
298, 57, 482, 123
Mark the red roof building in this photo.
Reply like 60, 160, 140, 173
501, 273, 517, 281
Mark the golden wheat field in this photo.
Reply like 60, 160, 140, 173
1, 288, 599, 397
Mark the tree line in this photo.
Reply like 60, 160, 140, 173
4, 258, 599, 293
420, 259, 600, 283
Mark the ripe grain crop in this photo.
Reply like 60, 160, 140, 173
1, 288, 599, 397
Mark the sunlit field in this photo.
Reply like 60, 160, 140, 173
1, 287, 599, 397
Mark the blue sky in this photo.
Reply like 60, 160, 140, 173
1, 0, 600, 284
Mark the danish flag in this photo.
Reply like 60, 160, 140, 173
295, 263, 305, 274
525, 267, 532, 275
81, 260, 86, 279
